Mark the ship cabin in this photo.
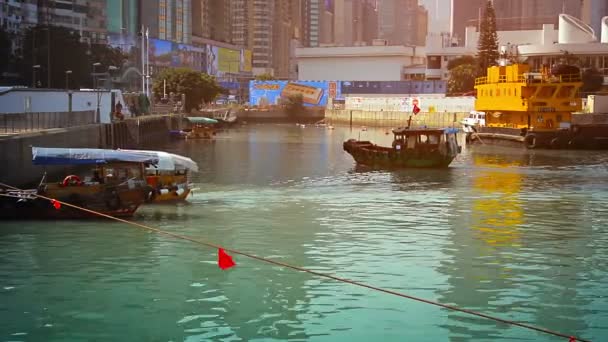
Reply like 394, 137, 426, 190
474, 64, 582, 133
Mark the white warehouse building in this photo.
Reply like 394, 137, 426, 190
296, 41, 426, 81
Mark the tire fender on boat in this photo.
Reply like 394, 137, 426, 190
550, 137, 562, 149
524, 134, 537, 149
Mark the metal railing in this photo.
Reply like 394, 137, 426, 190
475, 73, 582, 85
0, 111, 96, 134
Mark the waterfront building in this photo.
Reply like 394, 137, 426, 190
428, 14, 608, 84
451, 0, 583, 46
296, 41, 426, 81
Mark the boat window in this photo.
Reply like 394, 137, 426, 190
428, 135, 439, 144
407, 137, 416, 149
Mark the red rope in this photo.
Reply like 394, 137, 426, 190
0, 183, 590, 341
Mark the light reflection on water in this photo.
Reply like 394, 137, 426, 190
0, 124, 607, 341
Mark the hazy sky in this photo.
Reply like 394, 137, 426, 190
419, 0, 452, 33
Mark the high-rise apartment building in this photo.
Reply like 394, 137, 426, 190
141, 0, 191, 43
451, 0, 584, 45
192, 0, 231, 42
106, 0, 139, 36
229, 0, 294, 77
378, 0, 427, 46
334, 0, 378, 46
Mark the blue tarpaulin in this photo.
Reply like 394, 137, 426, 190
32, 147, 159, 165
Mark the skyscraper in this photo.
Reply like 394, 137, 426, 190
334, 0, 377, 46
378, 0, 427, 46
142, 0, 191, 43
192, 0, 232, 42
106, 0, 140, 36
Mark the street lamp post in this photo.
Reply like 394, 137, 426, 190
65, 70, 72, 90
92, 62, 102, 123
32, 65, 41, 88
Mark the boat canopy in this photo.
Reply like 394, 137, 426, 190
32, 147, 159, 165
187, 117, 218, 124
120, 149, 199, 172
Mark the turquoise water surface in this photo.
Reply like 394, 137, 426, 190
1, 125, 607, 341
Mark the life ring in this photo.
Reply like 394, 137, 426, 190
62, 175, 82, 187
524, 134, 537, 149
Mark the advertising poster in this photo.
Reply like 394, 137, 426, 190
241, 49, 252, 72
205, 45, 219, 76
218, 48, 241, 73
149, 39, 174, 68
249, 81, 342, 107
177, 44, 205, 71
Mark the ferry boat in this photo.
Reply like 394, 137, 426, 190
469, 63, 608, 149
0, 147, 158, 219
343, 127, 461, 168
121, 149, 199, 203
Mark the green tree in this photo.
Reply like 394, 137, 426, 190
255, 73, 276, 81
476, 0, 499, 75
447, 55, 476, 70
152, 68, 223, 112
448, 64, 477, 95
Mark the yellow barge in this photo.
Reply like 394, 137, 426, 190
469, 63, 608, 149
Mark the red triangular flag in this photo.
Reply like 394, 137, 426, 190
218, 248, 236, 270
569, 337, 576, 342
50, 199, 61, 210
413, 104, 421, 115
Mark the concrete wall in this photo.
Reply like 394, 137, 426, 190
0, 89, 132, 123
325, 109, 467, 128
238, 108, 325, 123
0, 125, 104, 187
0, 114, 181, 187
344, 96, 475, 112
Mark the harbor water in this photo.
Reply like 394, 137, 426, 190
1, 124, 607, 341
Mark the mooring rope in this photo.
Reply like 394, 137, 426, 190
0, 182, 589, 342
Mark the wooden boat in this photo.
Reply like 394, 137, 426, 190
120, 149, 199, 203
343, 127, 461, 168
0, 147, 158, 219
169, 117, 219, 139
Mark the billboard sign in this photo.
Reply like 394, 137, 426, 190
249, 81, 342, 107
218, 47, 240, 73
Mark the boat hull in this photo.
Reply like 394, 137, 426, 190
467, 126, 608, 150
0, 186, 149, 220
343, 139, 457, 169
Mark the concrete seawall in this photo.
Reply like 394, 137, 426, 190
238, 109, 324, 123
325, 109, 468, 128
0, 114, 183, 187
